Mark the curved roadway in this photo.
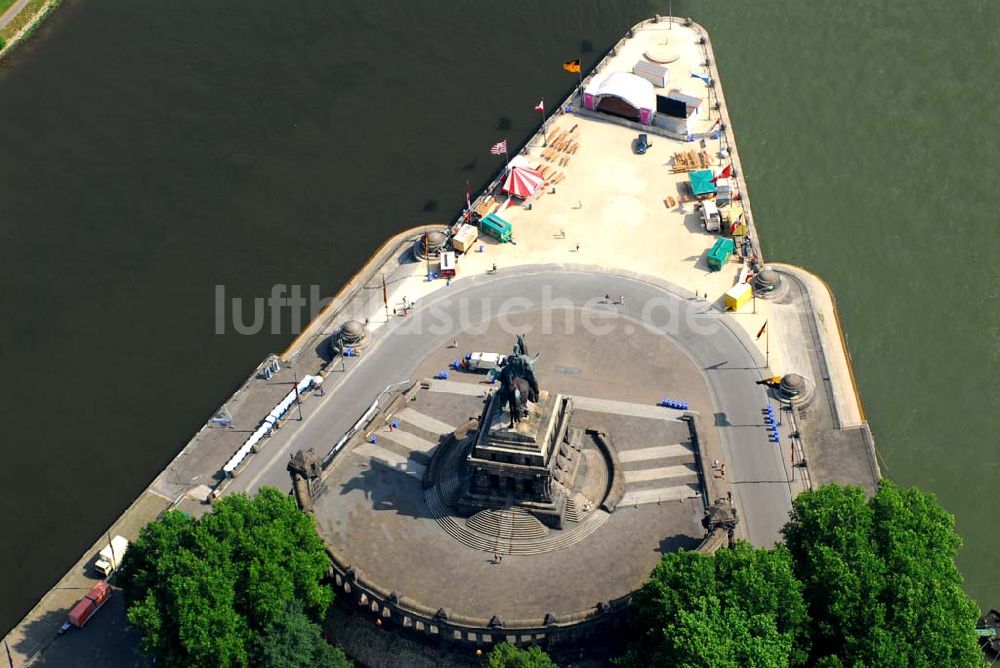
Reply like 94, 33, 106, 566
228, 265, 794, 546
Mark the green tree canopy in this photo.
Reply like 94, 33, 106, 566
623, 541, 810, 667
119, 487, 335, 668
251, 600, 351, 668
485, 642, 558, 668
783, 481, 982, 667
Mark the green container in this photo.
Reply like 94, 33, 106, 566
481, 212, 512, 243
707, 237, 736, 271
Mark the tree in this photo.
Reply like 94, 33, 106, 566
782, 481, 982, 667
485, 642, 558, 668
622, 542, 810, 667
251, 600, 351, 668
119, 487, 336, 668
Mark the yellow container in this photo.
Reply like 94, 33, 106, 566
725, 282, 753, 311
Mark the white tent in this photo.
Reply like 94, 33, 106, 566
584, 71, 656, 122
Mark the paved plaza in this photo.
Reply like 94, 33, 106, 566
312, 302, 784, 622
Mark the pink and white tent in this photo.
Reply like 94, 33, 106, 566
502, 165, 546, 199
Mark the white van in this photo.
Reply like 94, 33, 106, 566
701, 200, 721, 233
464, 352, 505, 372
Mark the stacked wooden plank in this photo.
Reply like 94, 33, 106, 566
671, 150, 714, 173
541, 124, 580, 168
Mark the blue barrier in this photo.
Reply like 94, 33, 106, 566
658, 398, 689, 410
435, 370, 450, 380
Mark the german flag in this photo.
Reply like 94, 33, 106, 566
562, 59, 581, 74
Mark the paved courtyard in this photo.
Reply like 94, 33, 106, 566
314, 309, 735, 620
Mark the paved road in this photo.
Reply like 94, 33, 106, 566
228, 265, 794, 547
0, 0, 32, 32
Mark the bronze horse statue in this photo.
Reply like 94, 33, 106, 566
506, 376, 534, 426
490, 335, 540, 428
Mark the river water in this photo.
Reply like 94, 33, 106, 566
0, 0, 997, 636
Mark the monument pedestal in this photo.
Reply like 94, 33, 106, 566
457, 390, 574, 529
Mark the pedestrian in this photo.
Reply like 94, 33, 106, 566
446, 277, 451, 286
449, 339, 458, 348
492, 262, 497, 273
479, 243, 484, 253
389, 419, 398, 432
393, 307, 397, 316
727, 491, 733, 505
560, 227, 566, 238
720, 463, 726, 477
498, 554, 503, 564
575, 243, 580, 252
713, 459, 719, 469
605, 294, 610, 302
618, 295, 625, 306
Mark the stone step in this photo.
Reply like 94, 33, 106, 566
354, 443, 427, 479
579, 450, 609, 505
425, 484, 612, 556
618, 443, 694, 463
396, 407, 457, 436
623, 464, 697, 484
427, 379, 492, 397
381, 428, 438, 454
619, 484, 701, 507
626, 473, 700, 492
570, 396, 687, 421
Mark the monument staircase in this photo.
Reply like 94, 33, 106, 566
424, 483, 610, 556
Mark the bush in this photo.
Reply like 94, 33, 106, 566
485, 642, 558, 668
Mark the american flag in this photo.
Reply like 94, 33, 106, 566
490, 139, 508, 155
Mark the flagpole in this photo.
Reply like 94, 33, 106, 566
766, 323, 770, 369
382, 275, 389, 322
542, 98, 547, 147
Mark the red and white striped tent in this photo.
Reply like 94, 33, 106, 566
502, 164, 546, 199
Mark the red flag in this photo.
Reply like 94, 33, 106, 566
712, 164, 732, 183
755, 321, 767, 340
534, 99, 544, 113
490, 139, 508, 155
711, 117, 722, 130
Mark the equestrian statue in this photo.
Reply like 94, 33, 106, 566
488, 334, 540, 427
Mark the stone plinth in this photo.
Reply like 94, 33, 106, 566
457, 391, 573, 528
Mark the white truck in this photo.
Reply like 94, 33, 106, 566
94, 535, 129, 578
701, 200, 721, 233
464, 352, 505, 372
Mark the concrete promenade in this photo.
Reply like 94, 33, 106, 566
2, 16, 877, 667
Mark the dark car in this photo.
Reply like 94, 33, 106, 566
635, 133, 650, 154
